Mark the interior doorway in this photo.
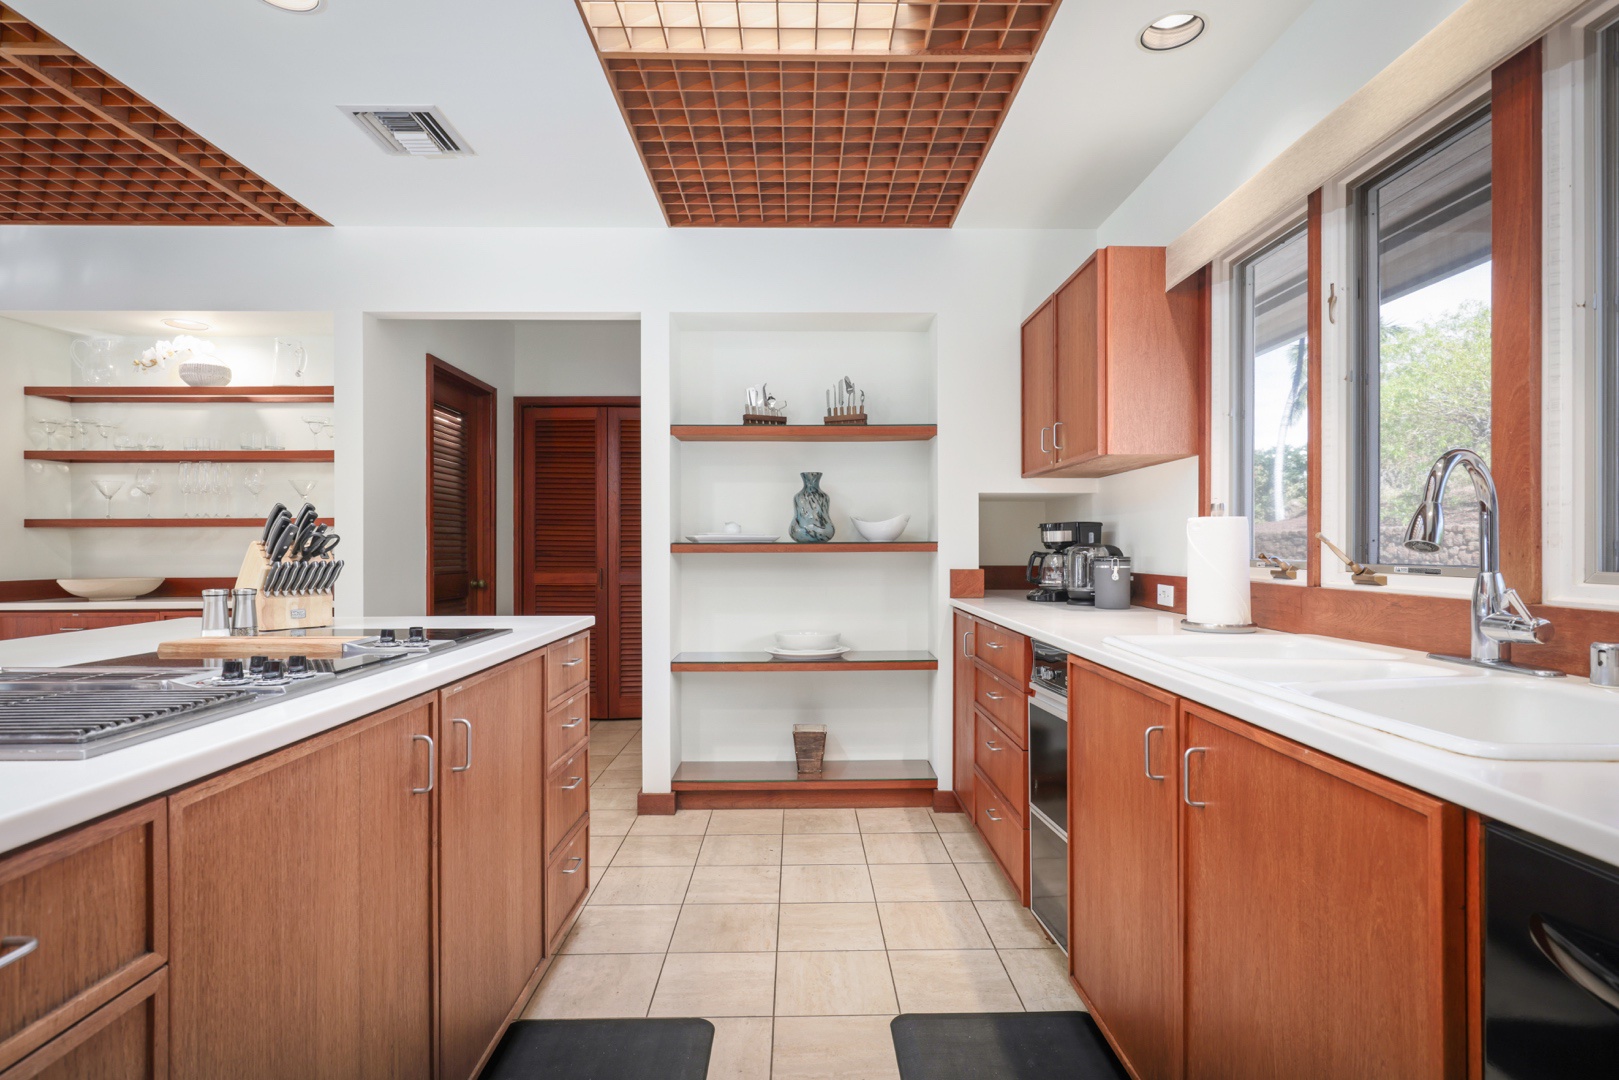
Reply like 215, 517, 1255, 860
516, 397, 641, 719
426, 355, 497, 615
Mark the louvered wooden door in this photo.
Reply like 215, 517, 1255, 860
428, 357, 496, 616
519, 403, 641, 718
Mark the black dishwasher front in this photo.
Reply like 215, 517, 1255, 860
1485, 823, 1619, 1078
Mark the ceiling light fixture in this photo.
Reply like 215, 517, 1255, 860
1140, 12, 1206, 51
162, 318, 210, 332
260, 0, 324, 12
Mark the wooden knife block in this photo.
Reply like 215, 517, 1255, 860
235, 541, 336, 632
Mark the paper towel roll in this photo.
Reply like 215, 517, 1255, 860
1186, 516, 1252, 627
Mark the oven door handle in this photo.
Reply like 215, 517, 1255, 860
1529, 914, 1619, 1014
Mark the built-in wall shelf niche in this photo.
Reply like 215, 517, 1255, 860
25, 517, 334, 529
25, 450, 334, 463
671, 651, 939, 672
25, 386, 334, 404
671, 424, 937, 442
672, 759, 937, 789
671, 542, 937, 554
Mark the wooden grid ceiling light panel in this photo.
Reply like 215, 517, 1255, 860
577, 2, 1062, 227
0, 5, 323, 225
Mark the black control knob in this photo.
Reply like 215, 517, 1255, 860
222, 659, 245, 681
261, 659, 285, 681
407, 626, 427, 644
248, 655, 268, 674
286, 655, 309, 676
379, 628, 397, 644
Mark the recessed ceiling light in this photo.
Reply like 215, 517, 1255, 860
260, 0, 324, 12
1141, 12, 1205, 51
162, 318, 210, 331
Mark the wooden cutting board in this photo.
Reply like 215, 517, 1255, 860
156, 636, 365, 660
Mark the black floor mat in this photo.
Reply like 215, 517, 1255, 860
891, 1012, 1130, 1080
480, 1018, 714, 1080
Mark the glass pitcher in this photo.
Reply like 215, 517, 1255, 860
70, 338, 119, 385
273, 338, 308, 383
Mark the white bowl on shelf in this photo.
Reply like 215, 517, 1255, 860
851, 514, 910, 543
56, 577, 165, 601
775, 630, 841, 651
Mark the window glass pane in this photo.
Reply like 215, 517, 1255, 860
1240, 228, 1309, 564
1603, 27, 1619, 572
1362, 113, 1492, 567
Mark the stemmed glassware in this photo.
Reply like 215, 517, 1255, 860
301, 416, 330, 449
93, 419, 118, 448
288, 477, 317, 502
242, 467, 265, 512
179, 463, 196, 517
133, 467, 158, 518
92, 478, 125, 518
37, 418, 62, 448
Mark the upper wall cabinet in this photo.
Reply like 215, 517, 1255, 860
1022, 247, 1204, 478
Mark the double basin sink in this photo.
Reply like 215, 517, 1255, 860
1105, 634, 1619, 761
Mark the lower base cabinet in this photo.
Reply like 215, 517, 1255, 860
2, 970, 168, 1080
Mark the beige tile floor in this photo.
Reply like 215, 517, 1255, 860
523, 720, 1084, 1078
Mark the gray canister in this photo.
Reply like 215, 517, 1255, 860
1093, 555, 1132, 610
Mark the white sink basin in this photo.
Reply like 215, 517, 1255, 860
1199, 658, 1464, 684
1110, 634, 1399, 661
1301, 679, 1619, 761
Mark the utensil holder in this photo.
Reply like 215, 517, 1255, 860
742, 412, 788, 425
823, 411, 868, 426
793, 724, 827, 776
233, 540, 335, 631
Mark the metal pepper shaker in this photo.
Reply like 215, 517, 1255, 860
230, 588, 259, 637
200, 589, 231, 636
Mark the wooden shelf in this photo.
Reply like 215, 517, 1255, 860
671, 651, 937, 672
25, 450, 333, 463
671, 424, 936, 442
25, 517, 333, 529
671, 542, 936, 554
672, 759, 937, 790
25, 386, 334, 404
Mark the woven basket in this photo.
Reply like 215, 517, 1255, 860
793, 724, 827, 775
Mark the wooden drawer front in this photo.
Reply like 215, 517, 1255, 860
544, 687, 590, 769
973, 769, 1026, 898
1, 969, 167, 1080
972, 710, 1026, 821
545, 822, 589, 951
973, 621, 1028, 685
973, 665, 1027, 747
545, 745, 590, 859
545, 633, 590, 707
0, 803, 166, 1073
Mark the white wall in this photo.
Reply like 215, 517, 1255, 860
2, 316, 72, 581
513, 320, 640, 397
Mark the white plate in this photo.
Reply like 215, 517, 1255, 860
686, 534, 781, 544
768, 645, 852, 660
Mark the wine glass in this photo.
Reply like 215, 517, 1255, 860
133, 467, 158, 518
37, 418, 62, 448
288, 477, 317, 502
301, 416, 329, 449
179, 462, 194, 517
242, 467, 265, 512
92, 419, 118, 448
92, 477, 125, 518
68, 418, 88, 449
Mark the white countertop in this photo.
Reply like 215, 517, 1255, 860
953, 593, 1619, 868
0, 615, 593, 854
0, 598, 204, 611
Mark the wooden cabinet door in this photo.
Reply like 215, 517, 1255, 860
437, 654, 546, 1080
951, 612, 976, 814
1180, 703, 1464, 1080
1069, 659, 1182, 1080
1054, 256, 1103, 468
168, 696, 434, 1080
1021, 299, 1058, 476
1, 969, 167, 1080
603, 408, 641, 718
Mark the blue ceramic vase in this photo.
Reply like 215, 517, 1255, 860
789, 472, 835, 543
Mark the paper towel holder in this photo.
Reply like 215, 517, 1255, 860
1180, 617, 1257, 634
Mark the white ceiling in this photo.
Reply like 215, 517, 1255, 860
14, 0, 1314, 230
4, 312, 336, 338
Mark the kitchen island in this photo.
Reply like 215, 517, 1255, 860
0, 614, 593, 1080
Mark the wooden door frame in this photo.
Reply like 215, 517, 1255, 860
426, 355, 498, 615
511, 396, 640, 619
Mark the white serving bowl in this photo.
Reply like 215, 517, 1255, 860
851, 514, 910, 543
775, 630, 841, 651
177, 361, 232, 387
56, 577, 165, 601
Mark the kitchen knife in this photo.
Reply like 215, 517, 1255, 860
268, 525, 296, 565
294, 502, 318, 537
262, 503, 288, 544
263, 562, 279, 597
264, 513, 291, 561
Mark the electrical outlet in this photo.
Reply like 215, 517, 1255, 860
1156, 583, 1175, 607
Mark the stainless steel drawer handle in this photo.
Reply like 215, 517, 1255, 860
984, 691, 1004, 701
1183, 747, 1207, 808
560, 856, 583, 875
984, 739, 1002, 752
985, 642, 1004, 651
561, 776, 584, 791
412, 734, 435, 794
562, 658, 584, 668
1143, 725, 1166, 782
0, 935, 38, 971
561, 717, 585, 729
451, 718, 473, 773
983, 808, 1003, 823
962, 629, 974, 657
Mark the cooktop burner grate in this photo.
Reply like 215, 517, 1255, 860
0, 687, 255, 748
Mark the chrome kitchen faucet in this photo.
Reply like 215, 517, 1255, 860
1402, 448, 1562, 677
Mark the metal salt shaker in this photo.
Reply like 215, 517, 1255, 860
201, 588, 231, 636
230, 588, 259, 636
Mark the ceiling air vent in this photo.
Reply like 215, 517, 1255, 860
344, 107, 471, 157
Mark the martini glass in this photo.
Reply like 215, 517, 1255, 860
301, 416, 329, 449
242, 467, 265, 513
288, 478, 317, 502
133, 467, 158, 518
92, 478, 125, 518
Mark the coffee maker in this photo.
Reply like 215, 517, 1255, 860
1025, 521, 1102, 602
1064, 534, 1124, 606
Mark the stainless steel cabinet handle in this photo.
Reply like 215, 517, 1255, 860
0, 935, 38, 971
985, 642, 1004, 651
1183, 747, 1207, 808
561, 776, 584, 791
412, 734, 435, 794
561, 717, 585, 730
1053, 421, 1065, 452
984, 808, 1003, 823
984, 691, 1004, 701
1143, 725, 1166, 781
962, 629, 974, 657
562, 658, 584, 668
451, 718, 473, 773
984, 739, 1002, 752
561, 857, 583, 875
1039, 426, 1050, 453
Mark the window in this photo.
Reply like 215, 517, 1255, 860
1602, 24, 1619, 572
1353, 109, 1493, 570
1233, 224, 1310, 565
